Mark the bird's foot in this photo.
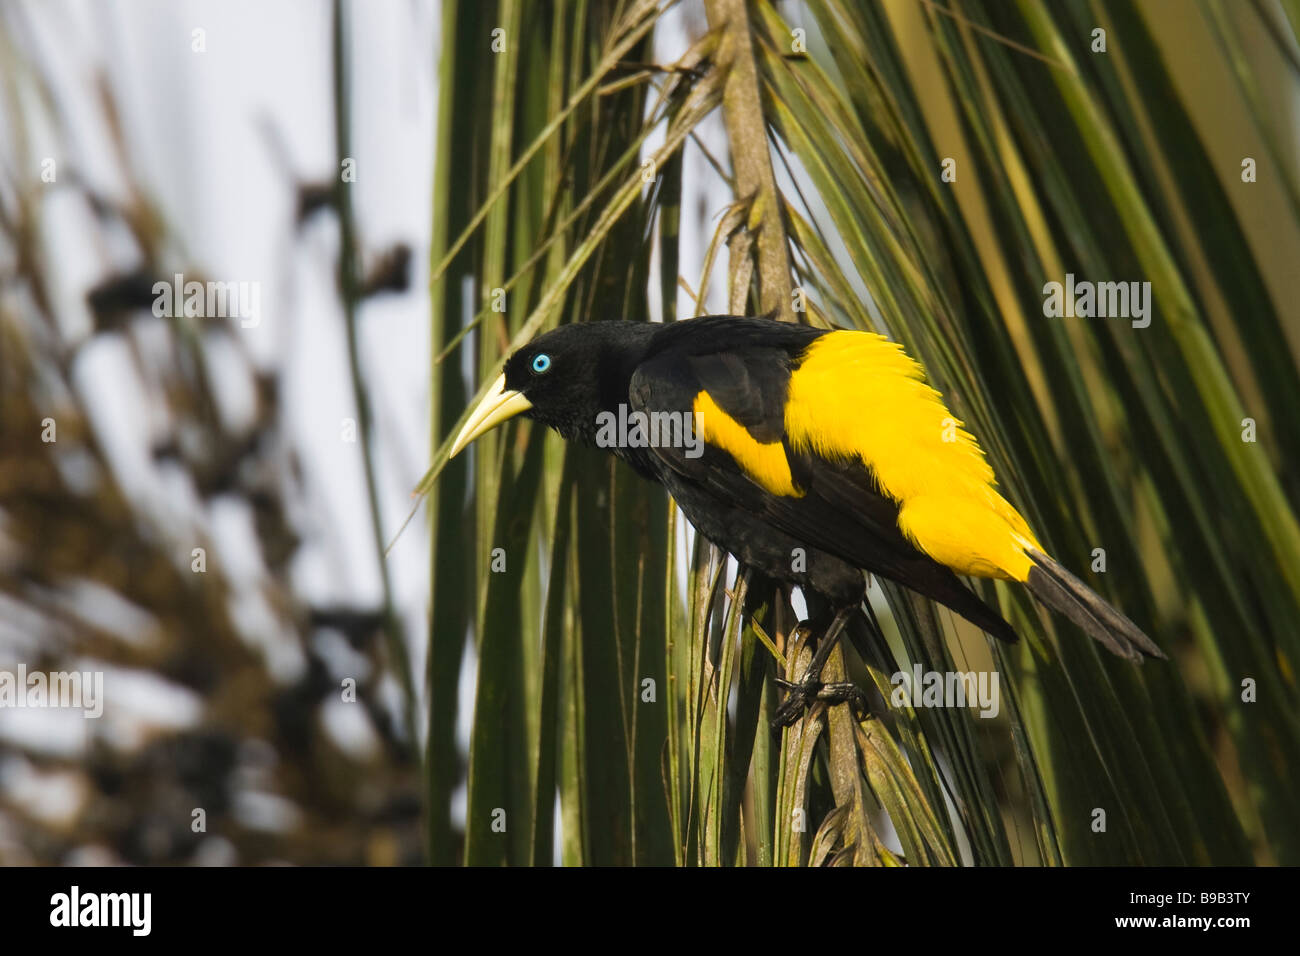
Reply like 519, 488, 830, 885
772, 675, 814, 728
771, 606, 865, 730
771, 677, 869, 729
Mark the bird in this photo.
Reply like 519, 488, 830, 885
449, 316, 1165, 726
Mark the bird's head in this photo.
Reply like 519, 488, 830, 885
448, 320, 657, 458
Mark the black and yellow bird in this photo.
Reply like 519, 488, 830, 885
449, 316, 1164, 725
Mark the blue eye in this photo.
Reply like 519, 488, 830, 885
531, 353, 552, 373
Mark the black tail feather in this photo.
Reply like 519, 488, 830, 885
1024, 549, 1165, 661
907, 564, 1020, 646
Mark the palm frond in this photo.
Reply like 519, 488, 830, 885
424, 0, 1300, 866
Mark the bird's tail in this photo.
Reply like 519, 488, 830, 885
1023, 548, 1166, 662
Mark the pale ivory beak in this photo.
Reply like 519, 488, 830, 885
449, 373, 533, 458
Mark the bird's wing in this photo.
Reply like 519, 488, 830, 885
628, 336, 1018, 640
779, 330, 1042, 580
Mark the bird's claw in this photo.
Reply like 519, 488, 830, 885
816, 682, 870, 718
772, 678, 869, 729
772, 676, 818, 728
771, 607, 866, 730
